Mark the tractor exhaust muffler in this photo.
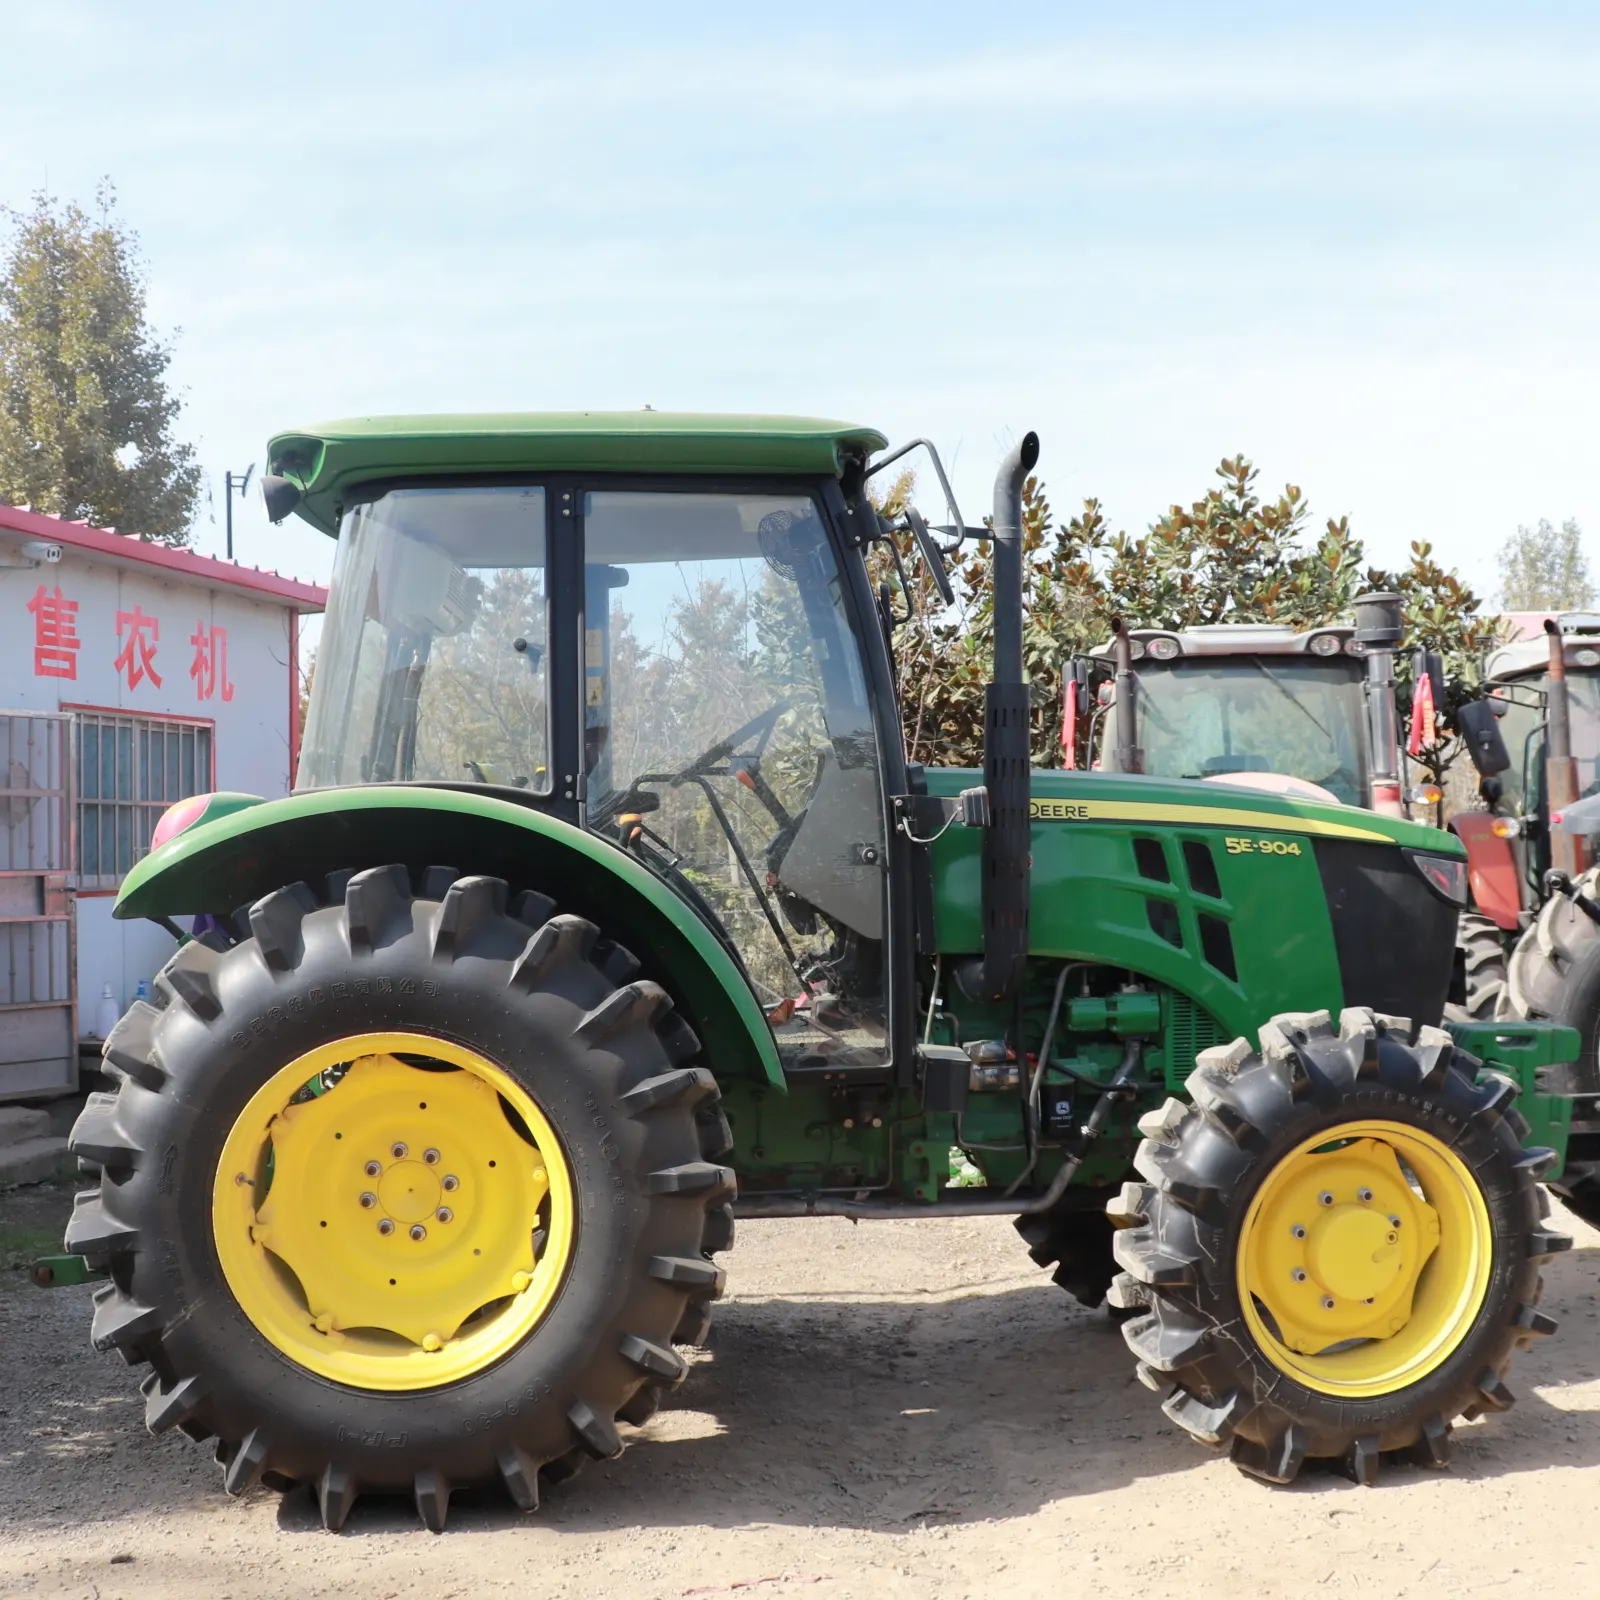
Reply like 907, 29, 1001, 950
956, 431, 1039, 1006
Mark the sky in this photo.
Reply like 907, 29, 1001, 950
4, 1, 1599, 610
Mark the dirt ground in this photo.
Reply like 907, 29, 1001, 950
1, 1183, 1598, 1600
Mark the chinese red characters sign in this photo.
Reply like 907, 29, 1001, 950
24, 586, 245, 705
189, 623, 235, 703
26, 585, 82, 679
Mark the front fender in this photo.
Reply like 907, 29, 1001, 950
118, 786, 784, 1090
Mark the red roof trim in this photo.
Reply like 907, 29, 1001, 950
0, 502, 326, 611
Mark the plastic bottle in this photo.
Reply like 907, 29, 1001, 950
94, 983, 120, 1040
134, 978, 150, 1004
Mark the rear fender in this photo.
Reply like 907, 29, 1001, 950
116, 786, 784, 1090
1451, 813, 1523, 930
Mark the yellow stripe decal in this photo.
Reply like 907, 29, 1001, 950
1028, 797, 1392, 842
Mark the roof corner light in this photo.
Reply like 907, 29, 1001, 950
1344, 637, 1366, 656
1572, 647, 1600, 668
1145, 635, 1181, 661
150, 793, 215, 852
1308, 632, 1343, 657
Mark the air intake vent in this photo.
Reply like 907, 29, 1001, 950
1199, 913, 1238, 981
1146, 897, 1182, 946
1166, 990, 1230, 1082
1182, 839, 1221, 899
1134, 837, 1170, 882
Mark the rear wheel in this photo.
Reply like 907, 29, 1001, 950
67, 866, 734, 1530
1453, 911, 1510, 1022
1109, 1008, 1566, 1483
1504, 866, 1600, 1221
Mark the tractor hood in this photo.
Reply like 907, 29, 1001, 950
923, 768, 1459, 852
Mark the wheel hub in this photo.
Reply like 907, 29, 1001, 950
376, 1161, 442, 1224
1305, 1203, 1401, 1303
213, 1034, 573, 1391
1242, 1135, 1443, 1357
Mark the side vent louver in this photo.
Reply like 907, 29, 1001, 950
1182, 839, 1222, 899
1134, 837, 1171, 882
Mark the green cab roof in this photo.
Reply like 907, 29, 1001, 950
266, 411, 890, 535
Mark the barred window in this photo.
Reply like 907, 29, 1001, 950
74, 711, 213, 891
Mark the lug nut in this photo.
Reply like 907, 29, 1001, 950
364, 1160, 382, 1177
359, 1192, 377, 1209
442, 1174, 460, 1192
1291, 1267, 1308, 1282
1291, 1224, 1306, 1240
1389, 1215, 1402, 1228
436, 1206, 454, 1223
378, 1219, 395, 1236
1358, 1187, 1374, 1202
1321, 1295, 1336, 1310
391, 1142, 409, 1159
410, 1224, 427, 1242
1318, 1191, 1334, 1207
423, 1147, 440, 1165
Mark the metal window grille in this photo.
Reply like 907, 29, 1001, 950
75, 711, 213, 891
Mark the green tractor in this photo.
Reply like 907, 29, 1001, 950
66, 414, 1576, 1530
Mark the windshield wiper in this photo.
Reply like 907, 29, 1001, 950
1248, 657, 1332, 740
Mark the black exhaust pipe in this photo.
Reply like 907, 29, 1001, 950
957, 430, 1039, 1005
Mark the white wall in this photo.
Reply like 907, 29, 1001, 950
0, 546, 303, 1034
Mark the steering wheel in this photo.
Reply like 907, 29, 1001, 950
666, 700, 792, 785
590, 700, 795, 832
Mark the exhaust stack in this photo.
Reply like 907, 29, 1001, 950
957, 431, 1039, 1005
1545, 619, 1590, 878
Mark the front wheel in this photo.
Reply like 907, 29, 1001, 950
1109, 1008, 1567, 1483
67, 866, 734, 1531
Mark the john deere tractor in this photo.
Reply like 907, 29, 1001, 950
65, 415, 1576, 1530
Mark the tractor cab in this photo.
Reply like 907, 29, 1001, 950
1457, 615, 1600, 921
1085, 620, 1374, 806
285, 419, 919, 1071
1480, 616, 1600, 838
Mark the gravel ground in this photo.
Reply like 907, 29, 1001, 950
1, 1184, 1598, 1600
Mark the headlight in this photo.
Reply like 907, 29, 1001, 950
1145, 635, 1181, 661
1404, 849, 1468, 907
1308, 632, 1344, 657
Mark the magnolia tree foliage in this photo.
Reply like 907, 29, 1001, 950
0, 184, 200, 544
875, 455, 1496, 782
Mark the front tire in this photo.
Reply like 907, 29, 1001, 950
1109, 1008, 1567, 1484
67, 866, 734, 1531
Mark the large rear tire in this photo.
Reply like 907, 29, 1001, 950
1453, 911, 1510, 1022
1504, 866, 1600, 1222
66, 866, 734, 1531
1109, 1008, 1566, 1484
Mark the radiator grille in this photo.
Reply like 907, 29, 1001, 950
1165, 988, 1231, 1082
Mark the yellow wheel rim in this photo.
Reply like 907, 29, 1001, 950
213, 1033, 575, 1392
1237, 1119, 1492, 1399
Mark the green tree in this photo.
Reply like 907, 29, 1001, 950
879, 455, 1493, 781
0, 183, 199, 544
1497, 518, 1595, 611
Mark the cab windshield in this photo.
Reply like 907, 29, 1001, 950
1129, 656, 1369, 805
1493, 672, 1600, 814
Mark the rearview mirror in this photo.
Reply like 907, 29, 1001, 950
905, 507, 955, 608
1456, 699, 1511, 777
